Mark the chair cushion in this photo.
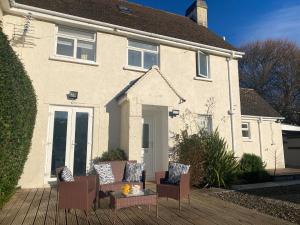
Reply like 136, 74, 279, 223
168, 162, 190, 184
124, 162, 144, 182
94, 163, 115, 185
60, 167, 74, 182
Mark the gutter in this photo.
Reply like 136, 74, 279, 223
226, 55, 236, 153
8, 1, 244, 59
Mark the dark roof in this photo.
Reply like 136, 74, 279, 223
15, 0, 236, 51
240, 88, 282, 118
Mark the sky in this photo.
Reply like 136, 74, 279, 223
129, 0, 300, 47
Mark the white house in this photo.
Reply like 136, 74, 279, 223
0, 0, 285, 188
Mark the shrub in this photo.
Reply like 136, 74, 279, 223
0, 29, 37, 207
173, 130, 205, 186
172, 129, 238, 188
93, 148, 128, 163
203, 131, 239, 188
239, 154, 271, 183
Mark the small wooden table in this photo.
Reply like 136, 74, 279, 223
109, 189, 158, 223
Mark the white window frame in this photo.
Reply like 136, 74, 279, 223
126, 39, 159, 70
197, 114, 213, 133
242, 122, 251, 139
197, 51, 210, 79
54, 26, 97, 63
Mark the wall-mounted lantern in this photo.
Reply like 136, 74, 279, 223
169, 109, 180, 118
67, 91, 78, 100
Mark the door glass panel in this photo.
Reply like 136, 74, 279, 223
73, 112, 89, 176
142, 123, 150, 148
51, 111, 68, 177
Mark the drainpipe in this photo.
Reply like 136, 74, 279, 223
226, 54, 235, 154
258, 117, 263, 159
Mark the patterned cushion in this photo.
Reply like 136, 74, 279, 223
61, 167, 74, 182
168, 162, 190, 184
94, 163, 115, 185
124, 162, 144, 182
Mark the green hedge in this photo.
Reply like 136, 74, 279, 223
0, 28, 37, 207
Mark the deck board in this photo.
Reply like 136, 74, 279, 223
0, 183, 294, 225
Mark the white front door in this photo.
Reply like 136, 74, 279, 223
142, 116, 155, 179
45, 106, 93, 183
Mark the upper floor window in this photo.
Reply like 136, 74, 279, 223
127, 39, 159, 70
56, 26, 96, 62
197, 115, 212, 133
197, 51, 210, 78
242, 122, 251, 139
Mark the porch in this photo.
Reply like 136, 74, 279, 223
0, 183, 290, 225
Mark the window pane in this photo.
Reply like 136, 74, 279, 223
73, 112, 89, 176
77, 40, 95, 61
142, 124, 150, 148
242, 130, 249, 138
197, 115, 212, 133
128, 49, 142, 67
129, 40, 157, 51
57, 37, 74, 57
58, 26, 94, 40
242, 123, 248, 129
199, 52, 208, 77
51, 111, 68, 177
144, 52, 158, 69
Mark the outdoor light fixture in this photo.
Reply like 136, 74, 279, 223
169, 109, 180, 118
67, 91, 78, 100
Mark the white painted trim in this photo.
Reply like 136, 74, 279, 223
44, 105, 94, 185
127, 39, 160, 70
49, 55, 99, 66
54, 25, 97, 63
197, 51, 210, 78
7, 2, 244, 59
242, 115, 284, 121
282, 124, 300, 131
123, 65, 148, 73
241, 122, 251, 140
193, 76, 212, 82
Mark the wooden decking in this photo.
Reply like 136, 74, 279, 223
0, 184, 293, 225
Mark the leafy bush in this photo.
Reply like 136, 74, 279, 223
0, 29, 37, 207
93, 148, 128, 163
172, 128, 238, 188
203, 131, 239, 188
173, 130, 205, 186
239, 153, 271, 183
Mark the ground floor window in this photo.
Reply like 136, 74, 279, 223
197, 115, 213, 133
242, 122, 251, 139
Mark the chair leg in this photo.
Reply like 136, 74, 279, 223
179, 199, 181, 211
188, 194, 191, 206
57, 208, 59, 225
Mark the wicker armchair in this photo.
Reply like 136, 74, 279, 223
56, 167, 97, 223
155, 170, 191, 210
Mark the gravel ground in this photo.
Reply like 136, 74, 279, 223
212, 185, 300, 224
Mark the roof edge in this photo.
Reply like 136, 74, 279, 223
8, 0, 244, 58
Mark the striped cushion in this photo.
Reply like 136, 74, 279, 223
61, 167, 74, 182
94, 163, 115, 185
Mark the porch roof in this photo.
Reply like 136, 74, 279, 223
116, 66, 186, 104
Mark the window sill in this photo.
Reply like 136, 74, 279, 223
49, 56, 99, 66
194, 76, 212, 82
242, 138, 253, 142
123, 66, 149, 73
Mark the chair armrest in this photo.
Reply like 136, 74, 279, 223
179, 173, 190, 193
155, 171, 168, 184
58, 180, 89, 208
